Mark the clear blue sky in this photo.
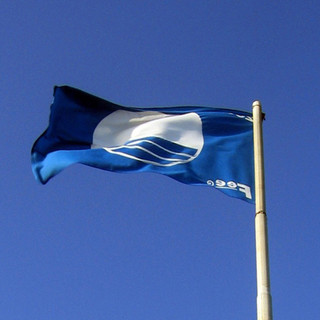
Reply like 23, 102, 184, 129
1, 1, 319, 319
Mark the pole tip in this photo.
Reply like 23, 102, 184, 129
252, 100, 262, 108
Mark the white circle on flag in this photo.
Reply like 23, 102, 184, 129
91, 110, 204, 166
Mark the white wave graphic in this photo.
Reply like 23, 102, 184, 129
103, 138, 196, 166
91, 110, 204, 166
125, 138, 195, 160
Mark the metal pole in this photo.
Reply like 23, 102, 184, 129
253, 101, 273, 320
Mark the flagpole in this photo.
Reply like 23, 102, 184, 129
252, 101, 273, 320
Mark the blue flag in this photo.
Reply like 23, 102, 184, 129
32, 86, 254, 203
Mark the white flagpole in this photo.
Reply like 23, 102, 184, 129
252, 101, 273, 320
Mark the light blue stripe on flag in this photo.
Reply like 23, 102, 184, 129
31, 86, 255, 203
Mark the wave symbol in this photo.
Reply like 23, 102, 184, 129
105, 136, 198, 166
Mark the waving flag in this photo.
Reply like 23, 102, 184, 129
32, 86, 254, 203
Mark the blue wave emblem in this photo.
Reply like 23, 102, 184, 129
91, 110, 204, 166
106, 137, 198, 166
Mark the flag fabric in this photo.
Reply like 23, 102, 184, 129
32, 86, 255, 203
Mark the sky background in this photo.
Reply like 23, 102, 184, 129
1, 1, 320, 319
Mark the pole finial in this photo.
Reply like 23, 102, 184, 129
252, 100, 262, 108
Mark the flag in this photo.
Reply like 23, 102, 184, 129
31, 86, 254, 203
